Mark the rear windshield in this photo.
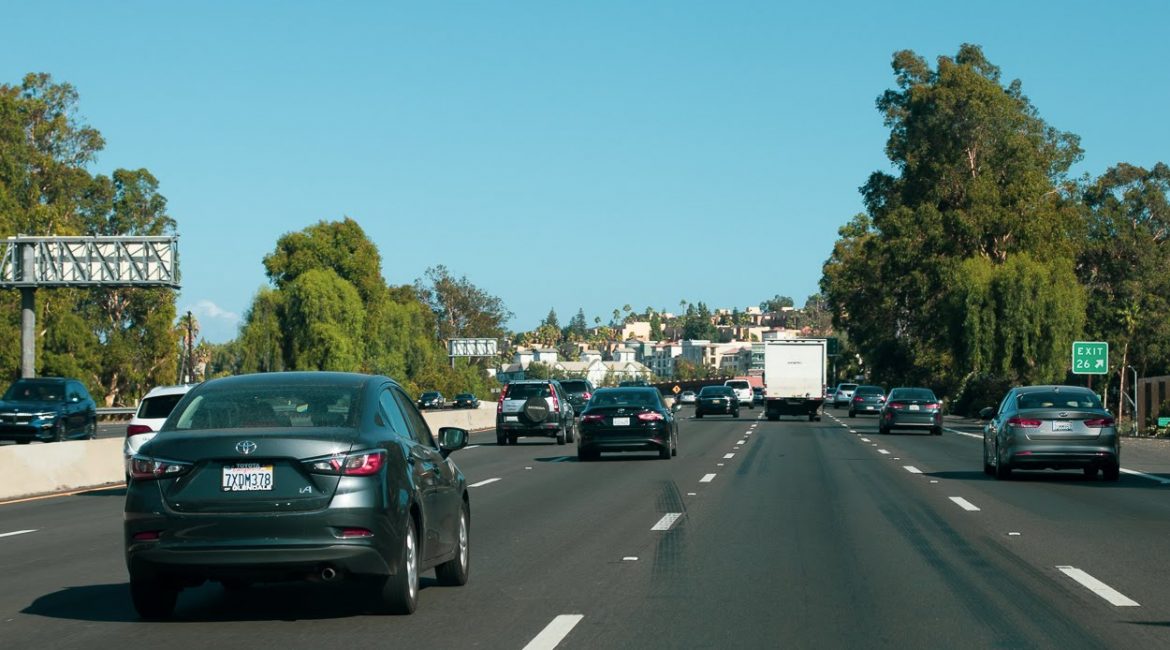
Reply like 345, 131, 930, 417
166, 385, 358, 431
699, 386, 734, 397
837, 384, 858, 391
421, 391, 441, 399
139, 393, 186, 419
888, 389, 936, 402
1017, 391, 1101, 410
559, 380, 589, 392
505, 383, 550, 399
455, 393, 474, 399
590, 389, 661, 408
855, 386, 884, 395
725, 381, 751, 390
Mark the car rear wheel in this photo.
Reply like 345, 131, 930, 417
508, 434, 518, 445
377, 517, 419, 615
435, 502, 470, 586
695, 412, 703, 419
130, 575, 179, 620
496, 433, 506, 446
556, 425, 566, 445
931, 427, 942, 436
659, 441, 671, 460
1083, 466, 1098, 480
52, 421, 65, 442
878, 426, 890, 435
1103, 462, 1120, 482
994, 442, 1012, 480
848, 410, 855, 418
85, 419, 97, 440
578, 448, 598, 462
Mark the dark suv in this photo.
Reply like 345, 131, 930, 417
496, 380, 576, 445
0, 377, 98, 443
558, 378, 595, 414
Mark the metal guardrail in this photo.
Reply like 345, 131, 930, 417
96, 407, 136, 420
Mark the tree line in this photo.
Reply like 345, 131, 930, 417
820, 44, 1170, 421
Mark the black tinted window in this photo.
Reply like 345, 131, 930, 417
889, 389, 936, 402
855, 386, 884, 395
169, 385, 357, 431
559, 380, 590, 392
590, 389, 661, 408
3, 380, 64, 402
140, 393, 186, 419
1017, 391, 1100, 410
699, 386, 733, 397
506, 383, 550, 399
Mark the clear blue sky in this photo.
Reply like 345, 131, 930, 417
3, 1, 1167, 342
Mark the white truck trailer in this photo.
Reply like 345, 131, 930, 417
763, 339, 827, 421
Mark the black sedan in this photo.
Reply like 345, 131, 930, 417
452, 393, 480, 409
124, 371, 471, 619
417, 391, 445, 410
577, 387, 678, 461
694, 385, 739, 418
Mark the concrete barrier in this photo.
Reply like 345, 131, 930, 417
0, 404, 498, 502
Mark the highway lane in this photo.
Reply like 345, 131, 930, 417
3, 409, 1170, 648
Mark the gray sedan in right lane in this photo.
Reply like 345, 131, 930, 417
980, 385, 1119, 481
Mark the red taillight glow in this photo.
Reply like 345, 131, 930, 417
924, 403, 940, 410
1007, 417, 1042, 428
497, 385, 508, 414
582, 392, 591, 401
338, 527, 374, 539
132, 531, 161, 542
888, 402, 905, 410
341, 452, 384, 476
581, 414, 605, 423
549, 384, 560, 412
1084, 417, 1115, 428
129, 456, 191, 480
126, 424, 153, 436
853, 396, 864, 403
637, 412, 665, 422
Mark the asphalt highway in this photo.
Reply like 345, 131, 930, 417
4, 407, 1170, 648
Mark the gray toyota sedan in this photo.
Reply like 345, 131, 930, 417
124, 371, 471, 618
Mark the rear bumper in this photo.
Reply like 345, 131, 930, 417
696, 402, 737, 415
1004, 440, 1119, 470
579, 426, 669, 453
883, 412, 940, 429
497, 418, 563, 437
127, 543, 393, 582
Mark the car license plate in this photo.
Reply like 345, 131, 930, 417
909, 404, 920, 411
505, 415, 518, 422
1052, 421, 1072, 432
613, 417, 630, 426
866, 406, 874, 410
222, 464, 273, 492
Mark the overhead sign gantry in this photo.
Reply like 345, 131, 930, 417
0, 235, 180, 378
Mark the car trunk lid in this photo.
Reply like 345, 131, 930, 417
1014, 408, 1108, 440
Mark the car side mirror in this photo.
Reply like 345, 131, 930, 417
978, 406, 995, 421
438, 426, 469, 456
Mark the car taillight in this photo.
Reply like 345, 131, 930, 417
1083, 417, 1115, 428
888, 402, 905, 410
126, 424, 153, 436
129, 456, 191, 480
924, 403, 940, 410
582, 392, 591, 401
306, 450, 385, 476
549, 385, 560, 412
1006, 417, 1042, 428
637, 412, 664, 422
853, 396, 864, 403
497, 385, 508, 414
338, 527, 374, 539
581, 414, 604, 423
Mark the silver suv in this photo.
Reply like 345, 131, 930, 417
496, 380, 576, 446
724, 379, 755, 409
833, 383, 858, 408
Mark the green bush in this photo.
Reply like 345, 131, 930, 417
949, 372, 1015, 418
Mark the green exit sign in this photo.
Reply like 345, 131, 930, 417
1072, 341, 1108, 375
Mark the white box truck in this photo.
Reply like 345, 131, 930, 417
763, 339, 827, 421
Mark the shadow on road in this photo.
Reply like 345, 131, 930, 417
927, 469, 1168, 489
77, 486, 126, 498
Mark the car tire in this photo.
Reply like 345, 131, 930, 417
377, 517, 419, 615
695, 412, 703, 419
578, 448, 598, 462
556, 427, 566, 445
435, 502, 470, 587
931, 427, 942, 436
768, 414, 778, 421
221, 579, 252, 592
733, 410, 740, 418
659, 442, 671, 460
17, 439, 29, 445
85, 419, 97, 440
994, 443, 1012, 480
507, 434, 518, 446
1103, 462, 1120, 482
848, 410, 855, 418
52, 421, 65, 442
1083, 466, 1098, 480
130, 574, 179, 620
879, 426, 889, 435
496, 433, 506, 446
565, 421, 576, 444
671, 435, 678, 456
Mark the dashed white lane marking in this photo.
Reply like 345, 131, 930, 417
1057, 566, 1140, 607
877, 449, 890, 455
737, 440, 746, 445
903, 466, 922, 474
651, 513, 683, 531
700, 473, 716, 483
465, 445, 482, 450
0, 529, 35, 539
949, 497, 981, 512
860, 437, 871, 442
469, 478, 500, 488
723, 453, 735, 459
1120, 469, 1170, 485
523, 614, 585, 650
622, 556, 638, 561
944, 427, 981, 439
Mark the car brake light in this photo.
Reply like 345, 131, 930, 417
126, 424, 154, 436
1083, 417, 1115, 428
637, 412, 664, 421
924, 403, 940, 410
306, 450, 385, 476
888, 402, 905, 410
497, 385, 508, 414
1007, 417, 1042, 428
581, 414, 604, 423
132, 531, 162, 542
549, 385, 560, 412
582, 392, 591, 401
129, 456, 191, 480
853, 396, 863, 403
338, 527, 374, 538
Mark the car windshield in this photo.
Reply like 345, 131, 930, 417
421, 392, 440, 399
455, 393, 473, 399
589, 389, 660, 409
838, 384, 858, 391
559, 380, 589, 392
506, 383, 550, 399
699, 386, 733, 397
166, 384, 358, 431
855, 386, 884, 395
726, 381, 750, 390
139, 393, 187, 419
889, 389, 936, 402
1017, 391, 1101, 410
2, 381, 63, 402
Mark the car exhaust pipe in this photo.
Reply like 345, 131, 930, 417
320, 566, 338, 581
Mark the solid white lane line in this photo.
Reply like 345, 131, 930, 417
700, 473, 716, 483
469, 478, 500, 488
903, 466, 922, 474
523, 614, 585, 650
860, 437, 871, 442
651, 513, 683, 531
1057, 566, 1140, 607
723, 453, 735, 459
1120, 468, 1170, 485
465, 444, 482, 450
949, 497, 980, 512
944, 427, 981, 439
877, 449, 890, 455
0, 529, 35, 539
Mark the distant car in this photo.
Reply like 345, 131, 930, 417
577, 387, 678, 461
980, 385, 1119, 481
848, 385, 885, 417
495, 380, 576, 446
832, 383, 859, 408
752, 386, 765, 406
558, 378, 595, 414
879, 387, 942, 436
695, 385, 739, 419
0, 377, 98, 444
125, 384, 195, 479
123, 371, 471, 619
618, 379, 651, 387
417, 391, 446, 410
451, 393, 480, 409
724, 379, 755, 409
678, 390, 697, 405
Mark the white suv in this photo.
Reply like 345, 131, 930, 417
832, 383, 859, 408
124, 384, 195, 479
724, 379, 755, 409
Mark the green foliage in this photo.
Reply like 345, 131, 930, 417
949, 372, 1015, 418
414, 264, 512, 341
760, 295, 794, 312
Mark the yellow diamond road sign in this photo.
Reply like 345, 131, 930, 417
672, 385, 681, 394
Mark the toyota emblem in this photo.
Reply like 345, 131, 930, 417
235, 440, 258, 455
1058, 412, 1069, 418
